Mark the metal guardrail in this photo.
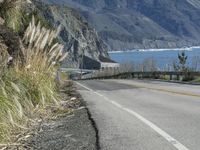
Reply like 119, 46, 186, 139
80, 71, 200, 81
60, 68, 94, 73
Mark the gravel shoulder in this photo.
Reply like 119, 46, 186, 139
26, 84, 98, 150
27, 107, 97, 150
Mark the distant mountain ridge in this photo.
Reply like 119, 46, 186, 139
47, 0, 200, 51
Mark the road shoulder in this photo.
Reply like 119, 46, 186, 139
3, 82, 98, 150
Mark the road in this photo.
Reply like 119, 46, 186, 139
76, 79, 200, 150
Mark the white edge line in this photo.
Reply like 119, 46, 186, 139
75, 81, 190, 150
75, 81, 93, 91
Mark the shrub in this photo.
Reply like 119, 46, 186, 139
0, 16, 68, 143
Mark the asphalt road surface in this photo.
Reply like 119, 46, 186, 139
76, 79, 200, 150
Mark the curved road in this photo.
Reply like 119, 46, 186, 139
76, 79, 200, 150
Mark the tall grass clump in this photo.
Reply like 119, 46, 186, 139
0, 44, 29, 142
0, 16, 68, 143
19, 16, 67, 106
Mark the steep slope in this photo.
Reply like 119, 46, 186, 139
47, 0, 200, 51
0, 0, 108, 67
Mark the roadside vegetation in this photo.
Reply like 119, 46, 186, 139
84, 51, 200, 82
0, 16, 68, 144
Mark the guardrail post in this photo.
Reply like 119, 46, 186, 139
132, 73, 135, 78
170, 74, 172, 80
153, 73, 155, 79
177, 74, 180, 81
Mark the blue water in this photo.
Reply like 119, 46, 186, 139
109, 48, 200, 71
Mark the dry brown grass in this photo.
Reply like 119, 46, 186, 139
0, 16, 68, 143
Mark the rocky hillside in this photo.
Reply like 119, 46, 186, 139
48, 0, 200, 51
0, 0, 108, 67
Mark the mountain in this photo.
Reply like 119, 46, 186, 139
47, 0, 200, 51
0, 0, 108, 67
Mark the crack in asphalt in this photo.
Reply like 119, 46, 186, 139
86, 107, 101, 150
76, 89, 101, 150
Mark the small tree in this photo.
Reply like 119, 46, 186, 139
173, 51, 188, 72
174, 51, 194, 81
178, 51, 188, 72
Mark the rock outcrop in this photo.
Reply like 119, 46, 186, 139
0, 0, 109, 67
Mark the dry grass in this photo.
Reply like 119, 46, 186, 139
0, 16, 68, 143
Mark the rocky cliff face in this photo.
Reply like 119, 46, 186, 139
47, 0, 200, 51
0, 0, 108, 67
